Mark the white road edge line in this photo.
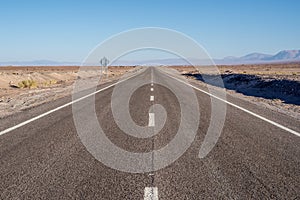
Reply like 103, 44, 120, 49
148, 113, 155, 127
0, 73, 140, 136
144, 187, 158, 200
150, 96, 154, 101
151, 88, 154, 91
163, 71, 300, 137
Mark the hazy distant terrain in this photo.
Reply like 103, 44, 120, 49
1, 50, 300, 66
221, 50, 300, 64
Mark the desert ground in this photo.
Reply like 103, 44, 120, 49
170, 63, 300, 119
0, 64, 299, 119
0, 66, 137, 118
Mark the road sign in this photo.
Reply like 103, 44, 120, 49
100, 57, 109, 78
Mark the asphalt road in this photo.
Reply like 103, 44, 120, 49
0, 67, 299, 199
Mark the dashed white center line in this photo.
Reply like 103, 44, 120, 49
148, 113, 155, 127
144, 187, 158, 200
151, 83, 154, 86
151, 88, 154, 91
150, 96, 154, 101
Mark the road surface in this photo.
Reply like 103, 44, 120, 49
0, 67, 299, 199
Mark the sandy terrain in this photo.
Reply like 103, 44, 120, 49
170, 63, 300, 119
0, 66, 138, 118
1, 64, 299, 120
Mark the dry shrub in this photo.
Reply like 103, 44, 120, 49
17, 80, 38, 89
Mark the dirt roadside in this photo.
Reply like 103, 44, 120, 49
170, 63, 300, 120
0, 66, 140, 118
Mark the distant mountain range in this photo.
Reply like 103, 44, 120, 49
221, 50, 300, 64
118, 50, 300, 65
1, 50, 300, 66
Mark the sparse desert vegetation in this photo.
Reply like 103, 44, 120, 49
0, 66, 138, 118
12, 79, 38, 89
171, 62, 300, 78
170, 63, 300, 119
1, 63, 299, 119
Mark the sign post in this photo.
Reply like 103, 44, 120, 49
100, 57, 109, 79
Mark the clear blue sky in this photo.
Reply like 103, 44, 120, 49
0, 0, 299, 62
